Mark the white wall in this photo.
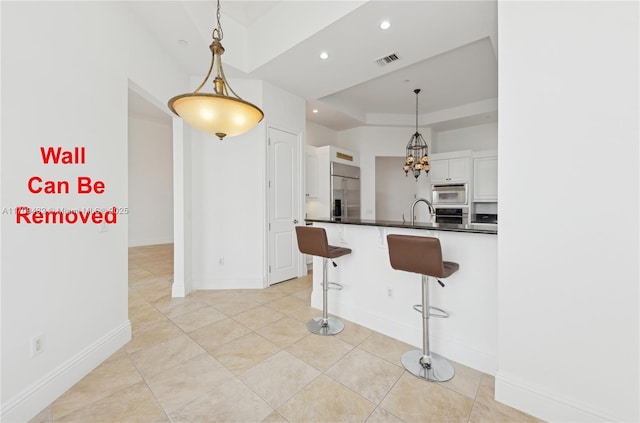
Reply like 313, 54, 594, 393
375, 157, 418, 221
433, 122, 497, 153
306, 121, 338, 147
190, 80, 305, 289
128, 116, 173, 247
0, 3, 190, 421
497, 2, 638, 422
337, 126, 433, 220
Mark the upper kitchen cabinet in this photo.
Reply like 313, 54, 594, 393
305, 146, 319, 199
473, 151, 498, 202
429, 151, 472, 184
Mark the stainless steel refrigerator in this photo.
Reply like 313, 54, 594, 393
330, 162, 361, 220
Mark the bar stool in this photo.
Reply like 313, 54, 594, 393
295, 226, 351, 335
387, 234, 459, 382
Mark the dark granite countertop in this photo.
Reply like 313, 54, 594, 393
305, 217, 497, 235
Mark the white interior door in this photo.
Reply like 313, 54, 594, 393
268, 127, 300, 285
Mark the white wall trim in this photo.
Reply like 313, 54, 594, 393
0, 320, 131, 423
495, 371, 625, 423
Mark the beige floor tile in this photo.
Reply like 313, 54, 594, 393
291, 287, 312, 301
125, 319, 184, 354
287, 305, 321, 323
326, 347, 404, 405
365, 407, 405, 423
210, 332, 280, 374
440, 360, 484, 399
278, 374, 375, 423
468, 375, 544, 423
55, 381, 168, 423
270, 276, 312, 294
286, 333, 354, 371
358, 332, 414, 366
129, 302, 167, 332
237, 289, 287, 304
28, 406, 51, 423
169, 378, 273, 423
380, 372, 474, 422
135, 282, 172, 303
153, 296, 208, 318
265, 295, 308, 315
128, 268, 156, 284
130, 334, 205, 378
130, 276, 171, 294
189, 318, 252, 352
192, 289, 242, 305
261, 410, 289, 422
256, 317, 309, 348
51, 355, 142, 419
336, 319, 373, 346
169, 306, 226, 332
209, 296, 261, 316
240, 350, 321, 408
145, 354, 235, 413
148, 292, 173, 306
232, 305, 287, 330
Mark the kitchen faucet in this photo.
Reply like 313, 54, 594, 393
411, 198, 435, 225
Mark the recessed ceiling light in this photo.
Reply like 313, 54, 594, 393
319, 52, 329, 60
312, 109, 319, 113
380, 20, 391, 30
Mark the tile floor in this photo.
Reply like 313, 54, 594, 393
31, 244, 543, 423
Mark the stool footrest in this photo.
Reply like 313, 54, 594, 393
412, 304, 449, 318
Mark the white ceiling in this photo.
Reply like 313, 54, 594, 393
127, 1, 498, 132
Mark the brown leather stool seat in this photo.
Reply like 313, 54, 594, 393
387, 234, 459, 382
295, 226, 351, 335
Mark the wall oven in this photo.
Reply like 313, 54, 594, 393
434, 207, 469, 225
432, 183, 468, 206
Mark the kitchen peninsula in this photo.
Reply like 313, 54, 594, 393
305, 217, 497, 374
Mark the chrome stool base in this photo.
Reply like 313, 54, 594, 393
401, 349, 455, 382
307, 317, 344, 336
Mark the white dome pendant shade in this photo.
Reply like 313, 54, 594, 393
169, 93, 263, 139
168, 0, 263, 140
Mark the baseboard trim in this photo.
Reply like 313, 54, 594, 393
1, 320, 132, 423
495, 371, 628, 422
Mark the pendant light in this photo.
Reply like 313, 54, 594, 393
403, 89, 430, 179
168, 0, 264, 140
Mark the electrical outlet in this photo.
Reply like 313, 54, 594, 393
386, 287, 393, 298
31, 334, 44, 357
218, 257, 224, 265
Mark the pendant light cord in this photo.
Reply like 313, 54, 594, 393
414, 88, 420, 134
212, 0, 224, 41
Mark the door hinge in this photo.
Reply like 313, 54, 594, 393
268, 137, 271, 146
269, 223, 271, 230
268, 180, 271, 188
269, 265, 271, 273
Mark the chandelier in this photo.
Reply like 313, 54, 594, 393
168, 0, 264, 140
403, 89, 430, 179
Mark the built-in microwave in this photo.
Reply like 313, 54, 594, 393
432, 183, 468, 206
434, 207, 469, 225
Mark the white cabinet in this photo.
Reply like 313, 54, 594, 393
430, 156, 470, 183
473, 156, 498, 202
305, 148, 319, 199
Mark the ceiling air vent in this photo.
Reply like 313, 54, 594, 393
375, 53, 399, 66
